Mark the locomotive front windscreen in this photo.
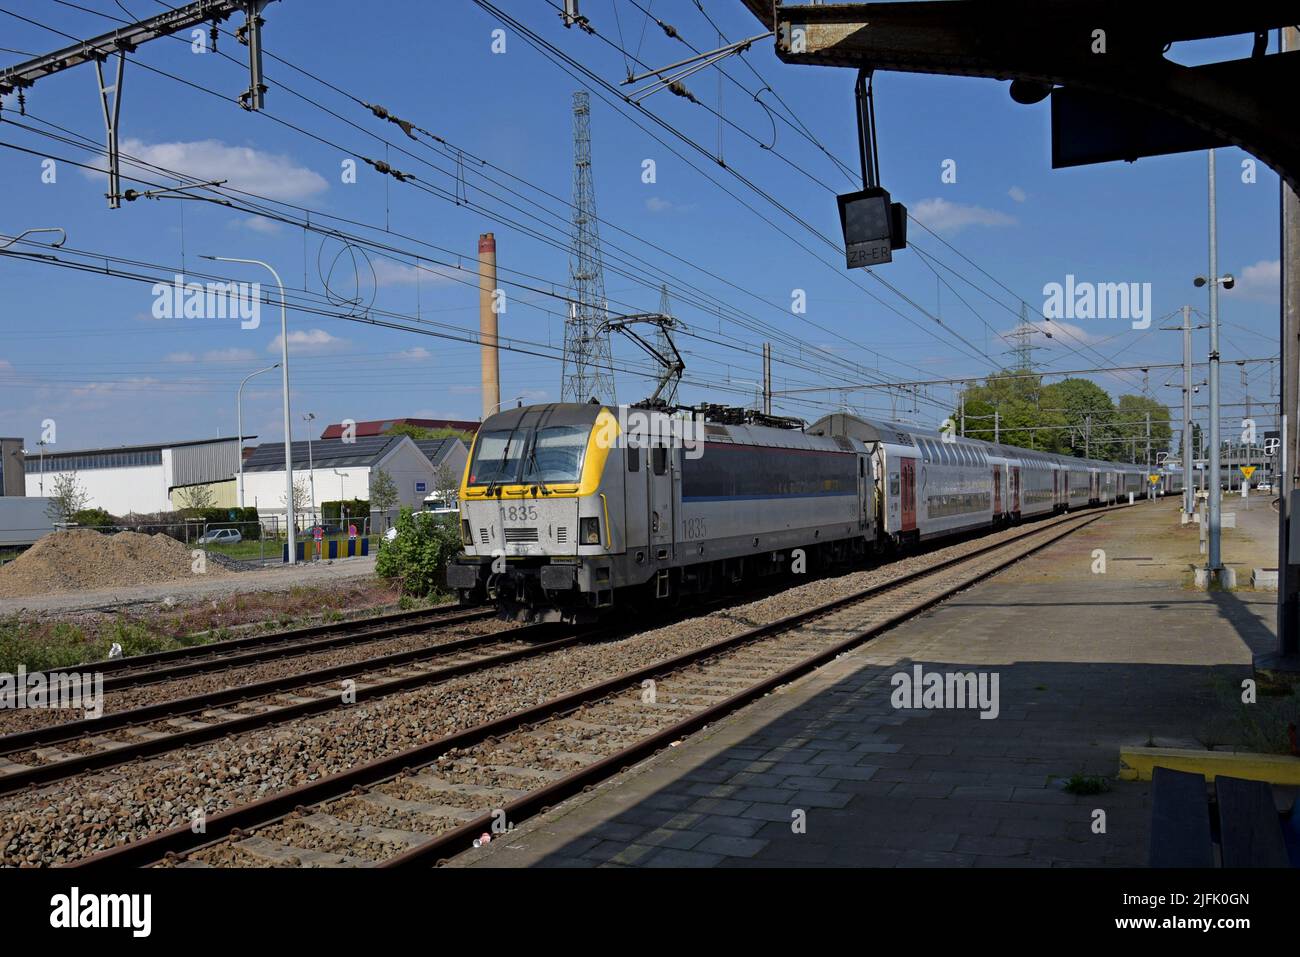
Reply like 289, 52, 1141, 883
467, 425, 590, 486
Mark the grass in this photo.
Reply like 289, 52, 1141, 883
0, 581, 415, 672
0, 616, 185, 672
1201, 671, 1300, 755
205, 533, 368, 561
1062, 773, 1112, 796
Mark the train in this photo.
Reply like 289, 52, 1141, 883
446, 402, 1180, 622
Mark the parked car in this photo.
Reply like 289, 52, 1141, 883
197, 528, 242, 545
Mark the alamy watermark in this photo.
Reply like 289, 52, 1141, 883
890, 664, 1000, 719
1042, 274, 1151, 330
1, 665, 104, 719
594, 405, 706, 459
151, 274, 261, 329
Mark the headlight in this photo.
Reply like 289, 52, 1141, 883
461, 520, 472, 545
580, 517, 601, 545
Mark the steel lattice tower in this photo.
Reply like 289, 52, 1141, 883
561, 92, 617, 404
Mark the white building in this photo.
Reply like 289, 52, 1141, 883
24, 437, 246, 516
240, 434, 467, 526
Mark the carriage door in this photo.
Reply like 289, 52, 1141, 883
648, 443, 674, 565
1053, 470, 1060, 508
1011, 467, 1021, 514
992, 465, 1002, 516
900, 458, 917, 532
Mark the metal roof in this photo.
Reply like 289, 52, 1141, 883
21, 435, 252, 459
242, 435, 463, 472
242, 435, 401, 471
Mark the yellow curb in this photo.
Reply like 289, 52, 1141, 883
1119, 746, 1300, 785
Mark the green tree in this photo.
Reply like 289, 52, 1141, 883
370, 467, 399, 525
45, 472, 90, 524
175, 483, 216, 510
1113, 394, 1173, 464
386, 423, 474, 444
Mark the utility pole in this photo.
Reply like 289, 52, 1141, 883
762, 342, 772, 415
994, 409, 999, 443
1183, 307, 1195, 515
1270, 24, 1300, 671
656, 284, 680, 405
1205, 149, 1224, 576
0, 1, 275, 209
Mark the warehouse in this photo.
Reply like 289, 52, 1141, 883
239, 434, 467, 526
23, 437, 246, 515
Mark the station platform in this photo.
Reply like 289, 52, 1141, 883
456, 496, 1280, 868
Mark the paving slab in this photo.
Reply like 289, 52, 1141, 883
454, 497, 1278, 868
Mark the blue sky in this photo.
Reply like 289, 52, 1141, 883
0, 1, 1284, 451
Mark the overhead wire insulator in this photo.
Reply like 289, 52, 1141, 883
363, 156, 413, 182
667, 81, 697, 104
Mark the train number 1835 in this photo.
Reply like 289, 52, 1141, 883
682, 517, 708, 540
504, 505, 538, 521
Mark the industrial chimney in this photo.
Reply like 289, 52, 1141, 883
478, 232, 500, 419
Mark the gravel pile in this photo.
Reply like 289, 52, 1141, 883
0, 530, 229, 597
1, 518, 1075, 865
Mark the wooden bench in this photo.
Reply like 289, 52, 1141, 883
1150, 766, 1292, 867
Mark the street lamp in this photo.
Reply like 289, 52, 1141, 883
332, 468, 346, 523
1192, 147, 1236, 578
237, 362, 279, 508
303, 412, 317, 525
201, 255, 296, 564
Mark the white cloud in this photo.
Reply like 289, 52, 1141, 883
645, 196, 692, 214
1008, 186, 1027, 203
911, 197, 1016, 234
267, 328, 348, 355
394, 346, 431, 361
372, 259, 460, 287
83, 138, 328, 202
203, 347, 259, 362
164, 352, 198, 363
0, 359, 14, 374
240, 216, 283, 235
1234, 259, 1279, 301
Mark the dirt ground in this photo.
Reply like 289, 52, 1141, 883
0, 552, 380, 617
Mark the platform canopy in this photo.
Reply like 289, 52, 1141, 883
738, 1, 1300, 188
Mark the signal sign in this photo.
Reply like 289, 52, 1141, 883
1148, 474, 1161, 485
1241, 466, 1256, 480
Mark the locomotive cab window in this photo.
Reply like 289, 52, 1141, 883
652, 446, 668, 475
627, 446, 640, 472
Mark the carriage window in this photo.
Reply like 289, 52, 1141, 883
627, 446, 640, 472
652, 447, 668, 475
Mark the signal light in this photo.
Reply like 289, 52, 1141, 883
838, 187, 907, 269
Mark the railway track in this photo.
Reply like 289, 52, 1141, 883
0, 621, 581, 795
70, 508, 1104, 869
58, 604, 495, 693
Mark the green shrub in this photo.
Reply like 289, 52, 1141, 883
375, 507, 460, 597
323, 499, 370, 524
72, 508, 117, 530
